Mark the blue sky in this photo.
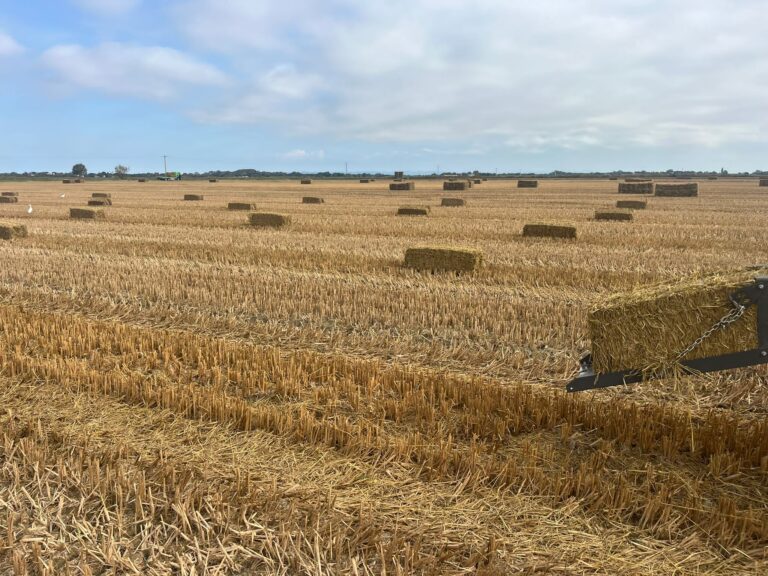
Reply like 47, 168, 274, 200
1, 0, 767, 174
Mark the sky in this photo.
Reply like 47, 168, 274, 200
0, 0, 767, 174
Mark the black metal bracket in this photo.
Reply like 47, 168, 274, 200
567, 276, 768, 392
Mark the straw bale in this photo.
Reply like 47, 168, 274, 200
655, 183, 698, 197
0, 196, 18, 204
228, 202, 255, 211
403, 246, 482, 273
443, 181, 467, 191
62, 179, 71, 184
759, 179, 768, 187
473, 179, 481, 184
138, 179, 146, 182
609, 177, 618, 181
517, 180, 538, 188
595, 210, 633, 222
302, 196, 324, 204
300, 179, 312, 184
92, 192, 111, 199
397, 206, 429, 216
184, 194, 204, 201
707, 177, 717, 180
0, 222, 27, 240
70, 207, 104, 220
590, 269, 763, 373
359, 179, 370, 183
87, 199, 111, 206
249, 212, 291, 228
618, 182, 653, 194
74, 179, 83, 183
1, 191, 18, 197
616, 200, 647, 209
522, 223, 576, 239
209, 179, 218, 183
390, 182, 415, 191
482, 178, 488, 181
441, 197, 466, 207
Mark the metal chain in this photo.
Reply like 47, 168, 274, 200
674, 298, 747, 362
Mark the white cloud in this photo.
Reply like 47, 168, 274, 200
281, 149, 325, 159
41, 43, 228, 100
0, 32, 24, 57
72, 0, 141, 15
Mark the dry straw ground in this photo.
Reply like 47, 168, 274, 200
0, 177, 766, 574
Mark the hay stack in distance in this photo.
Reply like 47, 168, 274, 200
70, 207, 104, 220
228, 202, 255, 211
595, 210, 633, 222
0, 196, 18, 204
390, 182, 415, 191
403, 246, 482, 273
397, 206, 429, 216
62, 180, 71, 184
183, 194, 204, 201
759, 179, 768, 187
249, 212, 291, 228
138, 179, 147, 183
300, 179, 312, 185
655, 183, 698, 197
441, 198, 466, 207
443, 181, 468, 191
522, 223, 577, 239
359, 179, 370, 183
74, 179, 83, 183
88, 199, 111, 207
473, 179, 481, 184
302, 196, 324, 204
209, 179, 218, 183
0, 222, 27, 240
589, 269, 762, 373
517, 180, 538, 188
2, 191, 18, 197
92, 192, 111, 199
618, 182, 653, 194
616, 200, 647, 209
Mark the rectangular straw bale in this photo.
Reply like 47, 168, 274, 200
300, 179, 312, 184
595, 210, 633, 222
228, 202, 255, 211
249, 212, 291, 228
517, 180, 538, 188
2, 191, 18, 197
403, 246, 482, 273
759, 179, 768, 187
138, 179, 146, 182
397, 206, 429, 216
0, 222, 27, 240
590, 270, 762, 373
360, 179, 370, 183
0, 196, 18, 204
92, 192, 111, 199
70, 207, 104, 220
522, 223, 576, 239
62, 180, 71, 184
184, 194, 204, 201
616, 200, 647, 209
441, 197, 466, 207
618, 182, 653, 194
209, 179, 218, 183
88, 199, 111, 206
655, 183, 698, 197
390, 182, 415, 191
443, 181, 467, 190
473, 179, 481, 184
482, 178, 488, 181
707, 177, 717, 180
302, 196, 324, 204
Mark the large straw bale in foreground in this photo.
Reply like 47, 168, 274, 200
522, 223, 576, 239
616, 200, 647, 209
618, 182, 653, 194
249, 212, 291, 228
655, 183, 698, 197
70, 207, 104, 220
590, 270, 761, 373
403, 246, 482, 273
441, 198, 466, 207
0, 222, 27, 240
517, 180, 538, 188
390, 182, 415, 191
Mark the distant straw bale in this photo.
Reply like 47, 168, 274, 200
0, 196, 18, 204
522, 223, 576, 239
249, 212, 291, 228
390, 182, 415, 191
74, 179, 83, 183
88, 199, 111, 207
359, 179, 370, 183
209, 179, 218, 183
707, 177, 717, 180
441, 198, 466, 207
759, 179, 768, 187
618, 182, 653, 194
403, 246, 482, 273
481, 178, 488, 181
62, 180, 71, 184
608, 177, 618, 181
0, 222, 27, 240
228, 202, 255, 211
655, 183, 698, 197
443, 181, 468, 191
397, 206, 429, 216
517, 180, 538, 188
183, 194, 204, 201
590, 269, 762, 373
138, 179, 147, 182
595, 210, 633, 222
1, 192, 18, 197
616, 200, 647, 209
70, 207, 104, 220
300, 179, 312, 184
302, 197, 324, 204
92, 193, 111, 199
473, 179, 481, 184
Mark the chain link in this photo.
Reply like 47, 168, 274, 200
674, 298, 746, 362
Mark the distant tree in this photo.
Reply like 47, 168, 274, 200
72, 163, 87, 177
114, 164, 129, 179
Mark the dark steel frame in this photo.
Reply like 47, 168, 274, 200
567, 276, 768, 392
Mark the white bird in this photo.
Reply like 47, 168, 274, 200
59, 193, 65, 198
27, 204, 33, 214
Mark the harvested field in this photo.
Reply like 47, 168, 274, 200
0, 177, 767, 575
396, 206, 429, 216
656, 183, 699, 197
441, 197, 466, 207
522, 223, 577, 239
616, 200, 647, 209
595, 210, 633, 221
619, 182, 653, 194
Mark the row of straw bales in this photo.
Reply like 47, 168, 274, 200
619, 182, 699, 197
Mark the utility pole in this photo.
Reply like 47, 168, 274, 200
163, 155, 168, 175
345, 162, 348, 175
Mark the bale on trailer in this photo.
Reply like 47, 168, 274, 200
184, 194, 204, 201
70, 207, 104, 220
0, 222, 27, 240
589, 269, 762, 373
518, 180, 538, 188
390, 182, 415, 191
0, 196, 18, 204
300, 179, 312, 185
1, 191, 18, 197
228, 202, 255, 211
403, 246, 482, 273
397, 206, 429, 216
443, 181, 468, 191
249, 212, 291, 228
92, 192, 111, 199
522, 223, 577, 239
618, 182, 653, 194
302, 197, 324, 204
655, 183, 698, 197
441, 198, 466, 207
595, 210, 633, 222
88, 199, 111, 207
616, 200, 647, 209
759, 179, 768, 187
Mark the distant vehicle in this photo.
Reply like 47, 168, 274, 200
156, 171, 182, 181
